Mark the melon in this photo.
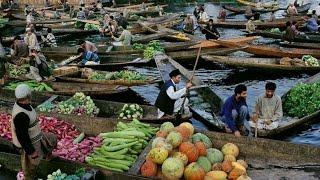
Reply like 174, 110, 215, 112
184, 162, 206, 180
211, 163, 222, 171
221, 160, 232, 173
162, 157, 184, 179
206, 148, 224, 164
237, 175, 252, 180
221, 143, 239, 157
236, 160, 248, 169
204, 171, 227, 180
152, 137, 173, 152
179, 122, 194, 135
160, 122, 174, 133
197, 156, 212, 173
172, 152, 188, 166
156, 130, 168, 138
232, 162, 247, 174
224, 154, 236, 162
166, 131, 183, 148
140, 160, 157, 177
192, 133, 212, 148
147, 147, 169, 164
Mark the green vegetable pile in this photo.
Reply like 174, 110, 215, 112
119, 104, 143, 119
264, 28, 281, 34
84, 23, 99, 31
85, 119, 158, 172
132, 40, 164, 60
47, 168, 85, 180
283, 82, 320, 118
75, 21, 85, 29
8, 64, 30, 78
37, 92, 99, 117
302, 55, 319, 67
5, 80, 53, 92
88, 70, 147, 81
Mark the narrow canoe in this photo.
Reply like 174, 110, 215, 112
201, 55, 320, 72
237, 0, 279, 9
247, 30, 320, 43
131, 129, 320, 179
6, 19, 75, 27
279, 42, 320, 49
2, 81, 128, 96
211, 19, 302, 29
56, 69, 157, 86
0, 88, 190, 124
256, 72, 320, 137
223, 5, 279, 13
154, 53, 224, 129
189, 36, 260, 49
212, 40, 320, 58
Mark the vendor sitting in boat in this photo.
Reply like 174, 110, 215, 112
183, 14, 195, 34
77, 48, 100, 65
250, 82, 283, 130
11, 84, 57, 180
198, 8, 209, 22
287, 3, 298, 16
111, 25, 132, 46
305, 14, 319, 33
246, 17, 256, 33
283, 21, 295, 42
26, 47, 52, 81
217, 8, 226, 22
220, 84, 250, 137
155, 69, 192, 119
79, 40, 98, 53
41, 28, 57, 47
202, 19, 220, 40
11, 36, 29, 65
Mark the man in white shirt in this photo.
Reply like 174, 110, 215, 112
155, 69, 192, 119
199, 9, 208, 22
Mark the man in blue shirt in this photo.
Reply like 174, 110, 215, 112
220, 84, 250, 137
77, 48, 100, 65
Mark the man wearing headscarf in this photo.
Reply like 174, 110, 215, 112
11, 84, 57, 180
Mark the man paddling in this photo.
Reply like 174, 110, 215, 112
155, 69, 192, 119
250, 82, 283, 130
220, 84, 250, 137
11, 84, 57, 180
202, 19, 220, 40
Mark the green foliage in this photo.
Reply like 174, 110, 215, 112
283, 82, 320, 118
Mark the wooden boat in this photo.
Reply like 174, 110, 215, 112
56, 69, 157, 86
104, 2, 154, 12
279, 42, 320, 49
237, 0, 279, 9
223, 4, 279, 13
256, 72, 320, 137
296, 3, 312, 13
201, 55, 320, 72
6, 19, 75, 27
0, 88, 190, 124
131, 129, 320, 179
212, 40, 320, 58
154, 53, 224, 129
247, 30, 320, 43
189, 36, 260, 49
2, 81, 128, 96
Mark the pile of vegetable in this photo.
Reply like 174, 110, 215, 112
8, 64, 30, 78
37, 93, 100, 117
174, 33, 190, 40
88, 70, 147, 81
0, 113, 12, 141
53, 135, 102, 162
140, 122, 251, 180
47, 168, 86, 180
5, 80, 53, 92
264, 28, 281, 34
86, 119, 158, 172
302, 55, 319, 67
283, 82, 320, 118
119, 104, 143, 120
84, 23, 99, 31
132, 40, 164, 60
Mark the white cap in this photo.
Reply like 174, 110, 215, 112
15, 84, 31, 99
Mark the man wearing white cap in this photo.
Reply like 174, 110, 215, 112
24, 28, 40, 53
11, 84, 57, 180
26, 47, 51, 81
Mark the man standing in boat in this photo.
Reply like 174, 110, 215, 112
220, 84, 250, 137
202, 19, 220, 40
11, 84, 57, 180
250, 82, 283, 130
155, 69, 192, 119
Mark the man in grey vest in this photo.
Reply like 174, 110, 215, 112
11, 84, 57, 180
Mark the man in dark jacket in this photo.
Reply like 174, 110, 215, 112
202, 19, 220, 40
220, 84, 250, 137
155, 69, 192, 119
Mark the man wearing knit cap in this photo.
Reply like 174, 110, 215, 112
11, 84, 57, 180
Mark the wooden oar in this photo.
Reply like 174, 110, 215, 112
176, 46, 202, 120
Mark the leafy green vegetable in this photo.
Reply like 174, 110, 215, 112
84, 23, 99, 31
283, 82, 320, 118
88, 70, 147, 81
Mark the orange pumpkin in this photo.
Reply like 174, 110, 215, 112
195, 141, 207, 156
221, 160, 232, 173
228, 169, 244, 180
156, 131, 168, 138
179, 142, 199, 163
184, 162, 206, 180
174, 126, 191, 141
211, 163, 222, 171
140, 160, 157, 177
